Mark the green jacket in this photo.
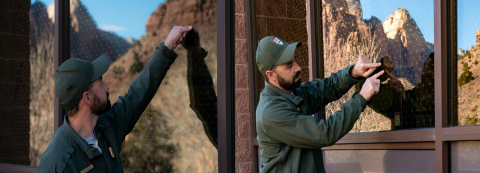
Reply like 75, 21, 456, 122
37, 42, 177, 173
256, 65, 367, 173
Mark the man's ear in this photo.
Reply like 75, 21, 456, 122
265, 70, 276, 82
82, 91, 92, 106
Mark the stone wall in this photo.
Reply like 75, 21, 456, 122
235, 0, 252, 172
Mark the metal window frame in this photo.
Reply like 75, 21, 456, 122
217, 0, 236, 172
245, 0, 480, 172
0, 0, 234, 172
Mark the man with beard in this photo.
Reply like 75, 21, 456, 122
37, 26, 192, 173
255, 36, 383, 173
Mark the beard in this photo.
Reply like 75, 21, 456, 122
277, 71, 301, 91
91, 92, 111, 115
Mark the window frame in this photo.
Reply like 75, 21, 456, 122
245, 0, 480, 172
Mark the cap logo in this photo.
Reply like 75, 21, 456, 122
271, 37, 284, 45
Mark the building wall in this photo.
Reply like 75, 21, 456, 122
0, 0, 31, 165
234, 0, 253, 172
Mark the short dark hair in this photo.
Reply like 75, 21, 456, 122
66, 82, 95, 117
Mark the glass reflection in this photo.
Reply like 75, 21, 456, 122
322, 0, 435, 132
70, 0, 217, 172
0, 0, 54, 166
455, 0, 480, 126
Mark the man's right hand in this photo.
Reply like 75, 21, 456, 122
360, 70, 384, 101
164, 26, 192, 50
182, 28, 202, 54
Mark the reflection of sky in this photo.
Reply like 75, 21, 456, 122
457, 0, 480, 50
361, 0, 434, 44
31, 0, 479, 50
32, 0, 165, 40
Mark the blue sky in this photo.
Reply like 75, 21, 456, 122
457, 0, 480, 50
361, 0, 434, 44
362, 0, 479, 50
32, 0, 479, 50
32, 0, 165, 40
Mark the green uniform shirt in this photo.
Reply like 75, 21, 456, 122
256, 65, 367, 173
37, 42, 178, 173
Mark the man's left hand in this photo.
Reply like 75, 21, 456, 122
351, 55, 381, 78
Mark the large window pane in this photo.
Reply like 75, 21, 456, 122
321, 0, 435, 132
69, 0, 217, 172
454, 0, 480, 126
0, 0, 55, 166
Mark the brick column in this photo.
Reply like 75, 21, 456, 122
235, 0, 252, 172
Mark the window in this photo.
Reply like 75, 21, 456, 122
453, 0, 480, 126
321, 0, 435, 132
70, 0, 218, 172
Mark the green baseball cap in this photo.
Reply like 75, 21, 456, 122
55, 55, 111, 111
256, 36, 302, 75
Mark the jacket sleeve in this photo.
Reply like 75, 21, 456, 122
186, 48, 218, 148
294, 65, 363, 113
261, 93, 367, 149
108, 42, 177, 142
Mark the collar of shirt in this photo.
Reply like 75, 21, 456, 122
264, 81, 304, 107
62, 116, 103, 159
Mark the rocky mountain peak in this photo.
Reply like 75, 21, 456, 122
323, 0, 348, 12
47, 0, 83, 23
47, 0, 95, 32
383, 8, 429, 84
383, 8, 418, 40
476, 28, 480, 44
145, 0, 216, 34
346, 0, 362, 19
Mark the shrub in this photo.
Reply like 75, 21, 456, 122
461, 50, 471, 60
112, 66, 125, 80
463, 113, 480, 125
458, 63, 474, 86
129, 52, 144, 75
475, 60, 478, 65
152, 31, 157, 37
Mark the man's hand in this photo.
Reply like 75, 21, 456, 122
164, 26, 193, 50
182, 28, 202, 54
360, 70, 384, 101
351, 55, 381, 78
388, 78, 406, 100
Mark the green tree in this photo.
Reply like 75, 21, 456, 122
458, 63, 474, 86
129, 52, 144, 75
121, 105, 176, 173
463, 113, 480, 125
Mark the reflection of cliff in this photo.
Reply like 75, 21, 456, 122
121, 106, 176, 173
457, 28, 480, 125
102, 0, 218, 172
323, 0, 433, 132
29, 2, 55, 166
323, 0, 431, 85
47, 0, 133, 62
